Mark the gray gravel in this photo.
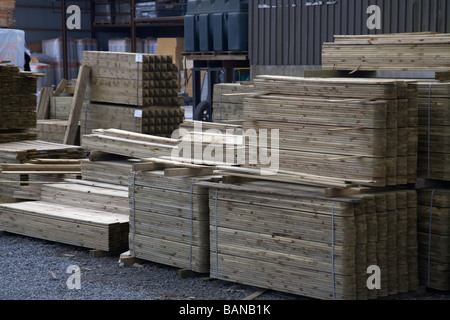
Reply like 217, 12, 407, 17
1, 231, 449, 301
0, 231, 304, 300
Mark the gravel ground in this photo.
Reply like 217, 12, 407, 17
1, 231, 449, 301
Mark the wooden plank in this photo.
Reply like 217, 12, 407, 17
37, 87, 53, 120
53, 79, 69, 96
64, 65, 90, 145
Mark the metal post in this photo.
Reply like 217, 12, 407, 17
61, 0, 68, 80
131, 0, 136, 53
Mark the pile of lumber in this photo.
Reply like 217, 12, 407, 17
0, 0, 15, 27
33, 119, 80, 145
81, 128, 178, 159
173, 120, 244, 166
0, 64, 37, 143
0, 200, 129, 252
81, 158, 139, 187
417, 188, 450, 291
82, 51, 180, 107
322, 33, 450, 72
244, 75, 418, 187
129, 168, 219, 273
0, 140, 86, 201
417, 82, 450, 181
212, 82, 254, 124
201, 179, 418, 300
80, 103, 184, 138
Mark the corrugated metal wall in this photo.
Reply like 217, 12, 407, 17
249, 0, 450, 66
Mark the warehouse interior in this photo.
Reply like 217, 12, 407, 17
1, 0, 450, 303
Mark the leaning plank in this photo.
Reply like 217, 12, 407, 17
64, 65, 90, 145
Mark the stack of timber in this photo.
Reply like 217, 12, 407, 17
129, 166, 219, 273
81, 157, 140, 187
34, 119, 80, 145
245, 75, 418, 187
0, 199, 129, 252
322, 33, 450, 72
0, 64, 37, 143
40, 179, 129, 216
417, 188, 450, 291
172, 120, 244, 166
201, 179, 418, 300
417, 81, 450, 181
81, 128, 178, 159
212, 82, 254, 124
80, 103, 185, 138
82, 51, 180, 108
0, 140, 86, 202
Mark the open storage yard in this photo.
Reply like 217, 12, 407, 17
1, 1, 450, 308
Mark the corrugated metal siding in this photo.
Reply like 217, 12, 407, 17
249, 0, 450, 66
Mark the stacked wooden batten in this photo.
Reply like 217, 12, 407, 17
200, 179, 418, 300
129, 168, 219, 273
322, 33, 450, 72
0, 64, 37, 143
212, 82, 254, 124
80, 51, 185, 139
245, 75, 418, 187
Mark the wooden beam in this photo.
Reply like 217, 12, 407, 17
64, 65, 90, 145
53, 79, 69, 96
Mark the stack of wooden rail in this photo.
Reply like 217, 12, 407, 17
80, 51, 185, 139
172, 120, 244, 166
0, 140, 86, 202
417, 82, 450, 181
129, 167, 219, 273
0, 64, 37, 143
199, 179, 418, 300
245, 75, 418, 187
0, 178, 129, 252
322, 33, 450, 72
212, 82, 254, 124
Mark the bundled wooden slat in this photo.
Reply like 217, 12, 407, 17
128, 169, 218, 273
0, 201, 129, 252
322, 33, 450, 72
212, 82, 254, 124
242, 75, 417, 187
82, 51, 180, 108
417, 82, 450, 181
80, 103, 184, 139
0, 65, 37, 143
417, 188, 450, 290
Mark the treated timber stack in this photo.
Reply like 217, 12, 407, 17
80, 103, 184, 138
173, 120, 244, 166
82, 51, 180, 107
417, 188, 450, 291
0, 140, 86, 202
81, 128, 178, 159
0, 64, 37, 143
129, 169, 219, 273
246, 75, 417, 187
212, 82, 254, 124
80, 51, 184, 139
201, 180, 418, 300
0, 200, 129, 252
417, 82, 450, 180
322, 33, 450, 72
